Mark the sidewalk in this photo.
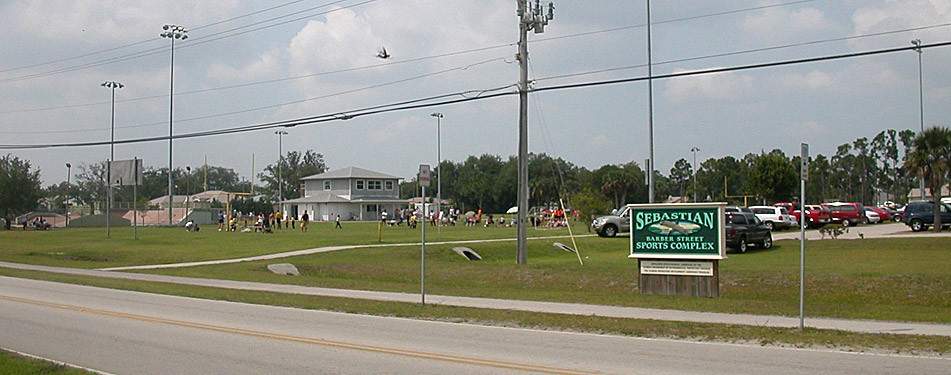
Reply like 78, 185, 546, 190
2, 261, 949, 337
99, 234, 596, 271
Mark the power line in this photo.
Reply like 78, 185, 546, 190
0, 0, 342, 75
3, 41, 948, 150
0, 0, 804, 84
3, 57, 509, 135
534, 21, 951, 82
0, 0, 371, 83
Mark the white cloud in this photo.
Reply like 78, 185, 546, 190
206, 49, 283, 83
742, 6, 832, 41
850, 0, 951, 50
664, 69, 753, 103
781, 70, 833, 90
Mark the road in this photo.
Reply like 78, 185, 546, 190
0, 277, 947, 374
772, 222, 950, 241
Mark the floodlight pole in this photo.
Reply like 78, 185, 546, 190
515, 0, 553, 265
431, 113, 443, 229
275, 130, 288, 203
102, 81, 123, 238
65, 163, 71, 228
691, 147, 700, 202
161, 24, 188, 227
646, 0, 655, 203
912, 39, 925, 200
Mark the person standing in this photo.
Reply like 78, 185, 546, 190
275, 210, 283, 230
300, 211, 309, 232
335, 213, 342, 229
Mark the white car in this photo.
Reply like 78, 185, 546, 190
749, 206, 798, 230
863, 207, 881, 224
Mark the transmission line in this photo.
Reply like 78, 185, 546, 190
2, 41, 948, 150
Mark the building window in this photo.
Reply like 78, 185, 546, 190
323, 180, 332, 190
385, 180, 394, 190
356, 180, 365, 190
366, 204, 378, 212
368, 180, 382, 190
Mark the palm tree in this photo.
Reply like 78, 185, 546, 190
904, 126, 951, 232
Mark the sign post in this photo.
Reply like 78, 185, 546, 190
800, 143, 809, 330
628, 203, 726, 297
418, 164, 431, 305
110, 159, 144, 240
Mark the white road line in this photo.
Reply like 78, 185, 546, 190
1, 346, 118, 375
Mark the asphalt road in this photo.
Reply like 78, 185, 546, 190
0, 277, 947, 375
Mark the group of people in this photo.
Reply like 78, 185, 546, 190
209, 210, 347, 233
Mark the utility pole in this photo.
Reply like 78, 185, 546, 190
203, 155, 208, 192
430, 112, 444, 228
516, 0, 554, 265
101, 81, 123, 238
912, 39, 925, 200
646, 0, 655, 203
275, 130, 288, 203
161, 24, 188, 226
691, 147, 700, 202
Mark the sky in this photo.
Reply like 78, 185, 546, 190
1, 0, 950, 186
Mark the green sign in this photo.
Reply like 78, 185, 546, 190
628, 204, 726, 260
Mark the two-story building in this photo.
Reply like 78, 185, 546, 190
279, 167, 404, 221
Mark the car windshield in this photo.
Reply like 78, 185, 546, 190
779, 208, 789, 214
751, 215, 762, 224
752, 208, 773, 214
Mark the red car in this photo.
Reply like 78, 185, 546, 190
821, 202, 866, 227
790, 204, 832, 228
865, 206, 892, 222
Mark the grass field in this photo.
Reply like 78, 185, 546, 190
0, 223, 571, 268
0, 349, 90, 375
140, 237, 951, 323
1, 267, 947, 355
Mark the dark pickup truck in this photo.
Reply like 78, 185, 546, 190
725, 212, 773, 253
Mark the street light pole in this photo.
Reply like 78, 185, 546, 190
65, 163, 71, 228
646, 0, 655, 203
101, 81, 123, 238
430, 112, 443, 227
912, 39, 925, 200
185, 166, 191, 216
161, 24, 188, 226
691, 147, 700, 202
275, 130, 288, 203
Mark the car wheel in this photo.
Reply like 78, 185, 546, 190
738, 238, 748, 253
602, 224, 618, 238
910, 219, 924, 232
764, 221, 774, 230
842, 220, 851, 227
761, 234, 773, 249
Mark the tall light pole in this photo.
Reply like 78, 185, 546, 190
275, 130, 288, 203
430, 112, 443, 226
161, 24, 188, 226
912, 39, 925, 200
101, 81, 123, 238
646, 0, 655, 203
185, 166, 191, 216
690, 147, 700, 202
65, 163, 71, 228
516, 0, 553, 265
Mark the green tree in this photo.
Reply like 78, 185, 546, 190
669, 158, 693, 199
904, 126, 951, 232
571, 188, 611, 232
260, 150, 327, 200
747, 151, 797, 203
0, 155, 43, 224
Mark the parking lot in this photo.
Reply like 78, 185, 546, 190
772, 222, 951, 241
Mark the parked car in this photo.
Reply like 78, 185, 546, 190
724, 206, 752, 213
902, 201, 951, 232
748, 206, 797, 230
863, 207, 881, 224
725, 212, 772, 253
790, 204, 831, 228
822, 202, 865, 227
866, 206, 892, 222
592, 206, 630, 237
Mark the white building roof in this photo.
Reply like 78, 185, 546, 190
301, 167, 400, 181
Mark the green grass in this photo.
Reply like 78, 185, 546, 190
0, 350, 90, 375
141, 237, 951, 323
0, 267, 947, 355
0, 223, 570, 268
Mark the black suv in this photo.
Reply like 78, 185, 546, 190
725, 212, 773, 253
902, 201, 951, 232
